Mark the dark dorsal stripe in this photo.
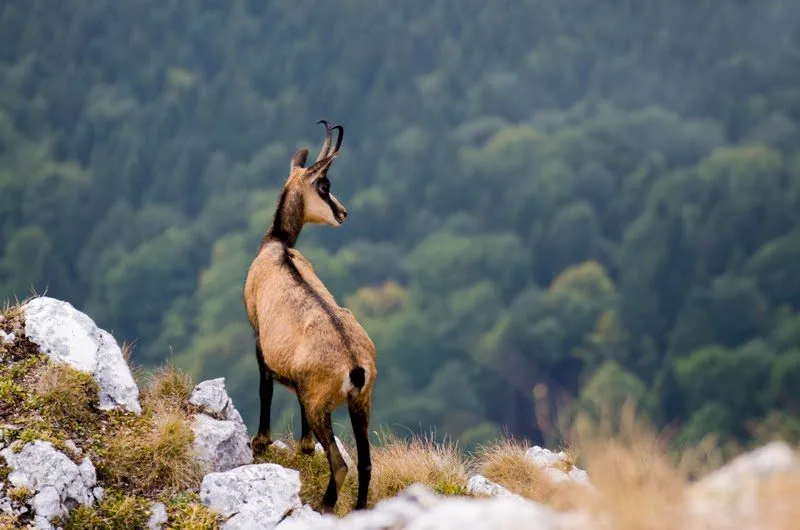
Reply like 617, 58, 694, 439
280, 245, 357, 364
265, 189, 303, 248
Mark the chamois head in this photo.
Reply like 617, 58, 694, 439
268, 120, 348, 246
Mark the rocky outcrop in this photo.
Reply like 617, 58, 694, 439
189, 378, 246, 424
317, 483, 442, 530
404, 491, 570, 530
525, 446, 591, 487
293, 483, 584, 530
1, 441, 101, 529
189, 378, 253, 473
21, 296, 141, 414
6, 294, 800, 530
466, 475, 514, 497
274, 504, 326, 530
686, 440, 800, 529
0, 329, 14, 344
199, 463, 321, 530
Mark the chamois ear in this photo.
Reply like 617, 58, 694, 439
291, 148, 309, 170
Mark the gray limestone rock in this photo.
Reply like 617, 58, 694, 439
191, 414, 253, 474
200, 463, 304, 530
22, 296, 141, 414
466, 475, 515, 497
189, 378, 245, 424
1, 441, 100, 529
147, 501, 168, 530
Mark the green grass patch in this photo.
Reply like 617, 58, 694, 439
6, 486, 32, 504
32, 362, 100, 428
163, 492, 220, 530
94, 406, 203, 497
58, 489, 152, 530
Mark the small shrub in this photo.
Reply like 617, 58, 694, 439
98, 407, 203, 496
369, 432, 468, 503
61, 489, 152, 530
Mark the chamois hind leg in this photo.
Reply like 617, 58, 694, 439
305, 402, 348, 513
348, 395, 372, 510
298, 400, 316, 455
252, 342, 274, 454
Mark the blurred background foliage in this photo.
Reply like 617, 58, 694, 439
2, 0, 800, 455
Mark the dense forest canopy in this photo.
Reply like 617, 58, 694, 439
2, 0, 800, 453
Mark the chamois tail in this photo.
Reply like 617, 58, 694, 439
349, 367, 366, 390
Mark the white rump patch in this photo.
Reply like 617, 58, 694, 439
340, 367, 370, 396
341, 375, 354, 396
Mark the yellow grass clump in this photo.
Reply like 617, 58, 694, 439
98, 404, 203, 496
163, 492, 221, 530
32, 362, 100, 427
369, 431, 468, 500
141, 363, 194, 412
472, 438, 578, 509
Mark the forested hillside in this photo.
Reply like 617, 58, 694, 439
2, 0, 800, 453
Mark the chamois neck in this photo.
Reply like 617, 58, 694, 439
264, 188, 304, 248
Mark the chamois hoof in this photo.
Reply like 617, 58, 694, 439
252, 433, 273, 455
299, 440, 316, 456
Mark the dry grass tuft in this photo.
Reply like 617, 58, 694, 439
98, 406, 203, 496
370, 431, 468, 502
472, 438, 578, 509
6, 486, 32, 504
32, 362, 100, 426
141, 364, 194, 412
564, 401, 695, 530
0, 300, 42, 364
0, 514, 19, 530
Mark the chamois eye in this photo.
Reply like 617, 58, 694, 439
318, 178, 330, 195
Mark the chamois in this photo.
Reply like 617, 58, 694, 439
243, 120, 377, 513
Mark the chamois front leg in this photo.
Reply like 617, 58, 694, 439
298, 400, 316, 455
348, 396, 372, 510
305, 401, 348, 513
252, 342, 274, 455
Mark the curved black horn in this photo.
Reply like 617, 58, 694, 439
315, 119, 333, 162
330, 124, 344, 156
